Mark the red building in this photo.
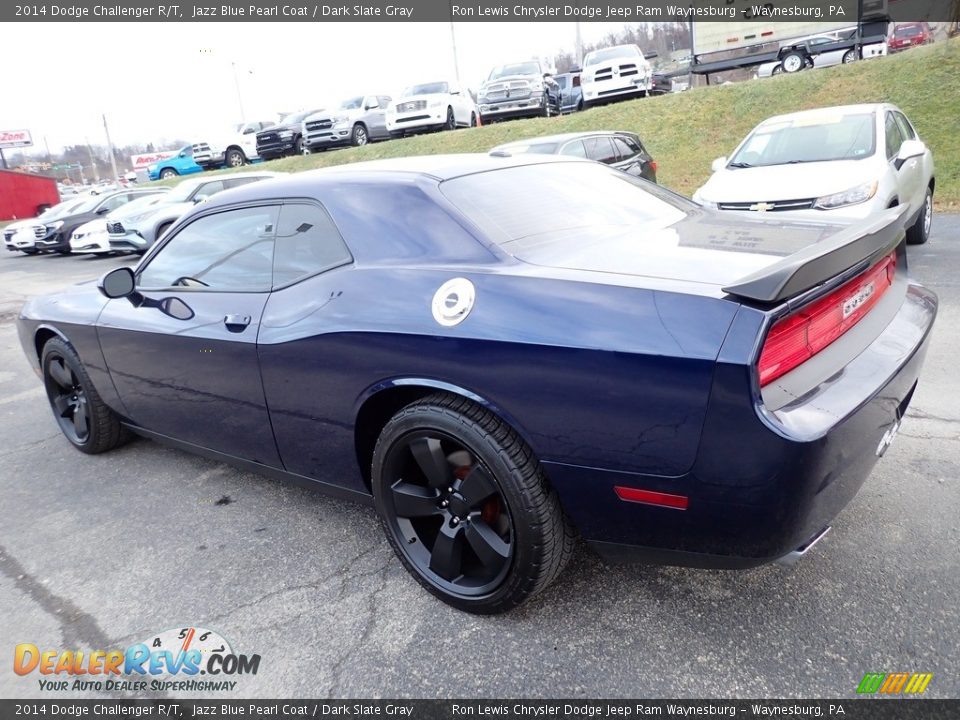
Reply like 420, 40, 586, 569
0, 169, 60, 221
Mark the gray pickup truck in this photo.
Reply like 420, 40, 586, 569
476, 60, 561, 123
301, 95, 392, 151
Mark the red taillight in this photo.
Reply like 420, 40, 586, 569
758, 251, 896, 387
650, 160, 658, 173
614, 486, 689, 510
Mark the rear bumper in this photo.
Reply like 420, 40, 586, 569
550, 281, 937, 568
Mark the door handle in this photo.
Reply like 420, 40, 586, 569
223, 314, 251, 332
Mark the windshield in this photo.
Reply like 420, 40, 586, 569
108, 193, 164, 218
894, 25, 923, 37
165, 179, 205, 203
728, 111, 876, 168
441, 162, 690, 247
339, 97, 364, 110
278, 110, 314, 125
584, 46, 641, 67
402, 82, 449, 97
43, 197, 89, 218
487, 62, 540, 81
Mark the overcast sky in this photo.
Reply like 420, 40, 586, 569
2, 21, 638, 156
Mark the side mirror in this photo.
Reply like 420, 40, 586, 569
543, 72, 553, 79
96, 205, 112, 214
711, 157, 728, 173
365, 103, 379, 110
895, 139, 925, 169
193, 195, 208, 204
644, 52, 659, 60
179, 151, 188, 158
98, 267, 136, 299
242, 127, 256, 134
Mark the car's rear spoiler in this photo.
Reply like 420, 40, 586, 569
722, 206, 909, 304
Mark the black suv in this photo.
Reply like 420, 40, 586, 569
255, 109, 322, 160
31, 189, 162, 254
490, 131, 658, 183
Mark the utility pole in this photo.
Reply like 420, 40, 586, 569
231, 61, 247, 122
449, 21, 461, 83
103, 114, 120, 183
84, 139, 100, 183
575, 21, 583, 68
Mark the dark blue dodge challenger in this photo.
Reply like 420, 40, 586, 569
18, 155, 937, 613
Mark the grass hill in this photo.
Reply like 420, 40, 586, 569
187, 37, 960, 209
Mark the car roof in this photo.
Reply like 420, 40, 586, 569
490, 131, 637, 151
200, 154, 587, 207
758, 103, 894, 126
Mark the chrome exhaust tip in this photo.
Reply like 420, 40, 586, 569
775, 526, 831, 568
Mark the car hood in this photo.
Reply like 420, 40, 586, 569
507, 209, 847, 290
393, 92, 452, 106
697, 159, 880, 203
127, 201, 194, 228
72, 219, 107, 236
482, 74, 538, 88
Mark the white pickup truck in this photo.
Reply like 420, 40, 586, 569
191, 120, 274, 170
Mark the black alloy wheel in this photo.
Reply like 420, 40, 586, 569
445, 107, 456, 131
373, 394, 575, 614
42, 337, 129, 454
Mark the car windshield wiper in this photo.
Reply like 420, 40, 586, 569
727, 161, 753, 168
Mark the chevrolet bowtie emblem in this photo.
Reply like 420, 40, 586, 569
749, 202, 775, 212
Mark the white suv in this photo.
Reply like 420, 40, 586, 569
580, 44, 652, 107
386, 81, 477, 138
694, 104, 936, 244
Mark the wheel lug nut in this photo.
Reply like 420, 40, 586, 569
440, 500, 449, 508
451, 517, 459, 526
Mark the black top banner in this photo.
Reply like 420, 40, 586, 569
4, 0, 959, 22
2, 700, 959, 720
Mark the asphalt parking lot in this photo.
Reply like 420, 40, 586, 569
1, 218, 958, 700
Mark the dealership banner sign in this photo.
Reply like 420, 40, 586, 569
3, 0, 958, 22
0, 129, 33, 149
130, 151, 177, 169
0, 699, 956, 719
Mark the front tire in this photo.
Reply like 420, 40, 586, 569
906, 188, 933, 245
159, 168, 178, 179
42, 337, 129, 454
372, 394, 575, 614
781, 51, 806, 73
444, 107, 456, 131
225, 148, 245, 167
351, 124, 369, 146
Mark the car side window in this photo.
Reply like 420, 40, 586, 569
273, 203, 352, 287
224, 176, 263, 190
138, 206, 279, 292
612, 137, 638, 162
583, 136, 618, 165
99, 194, 131, 213
894, 112, 916, 141
560, 140, 587, 158
884, 113, 904, 160
192, 180, 225, 202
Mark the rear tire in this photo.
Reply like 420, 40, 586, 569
842, 49, 858, 64
372, 393, 575, 614
42, 337, 130, 454
906, 188, 933, 245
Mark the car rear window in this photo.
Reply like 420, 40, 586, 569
440, 162, 689, 248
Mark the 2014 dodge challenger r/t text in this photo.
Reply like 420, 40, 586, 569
17, 155, 936, 613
